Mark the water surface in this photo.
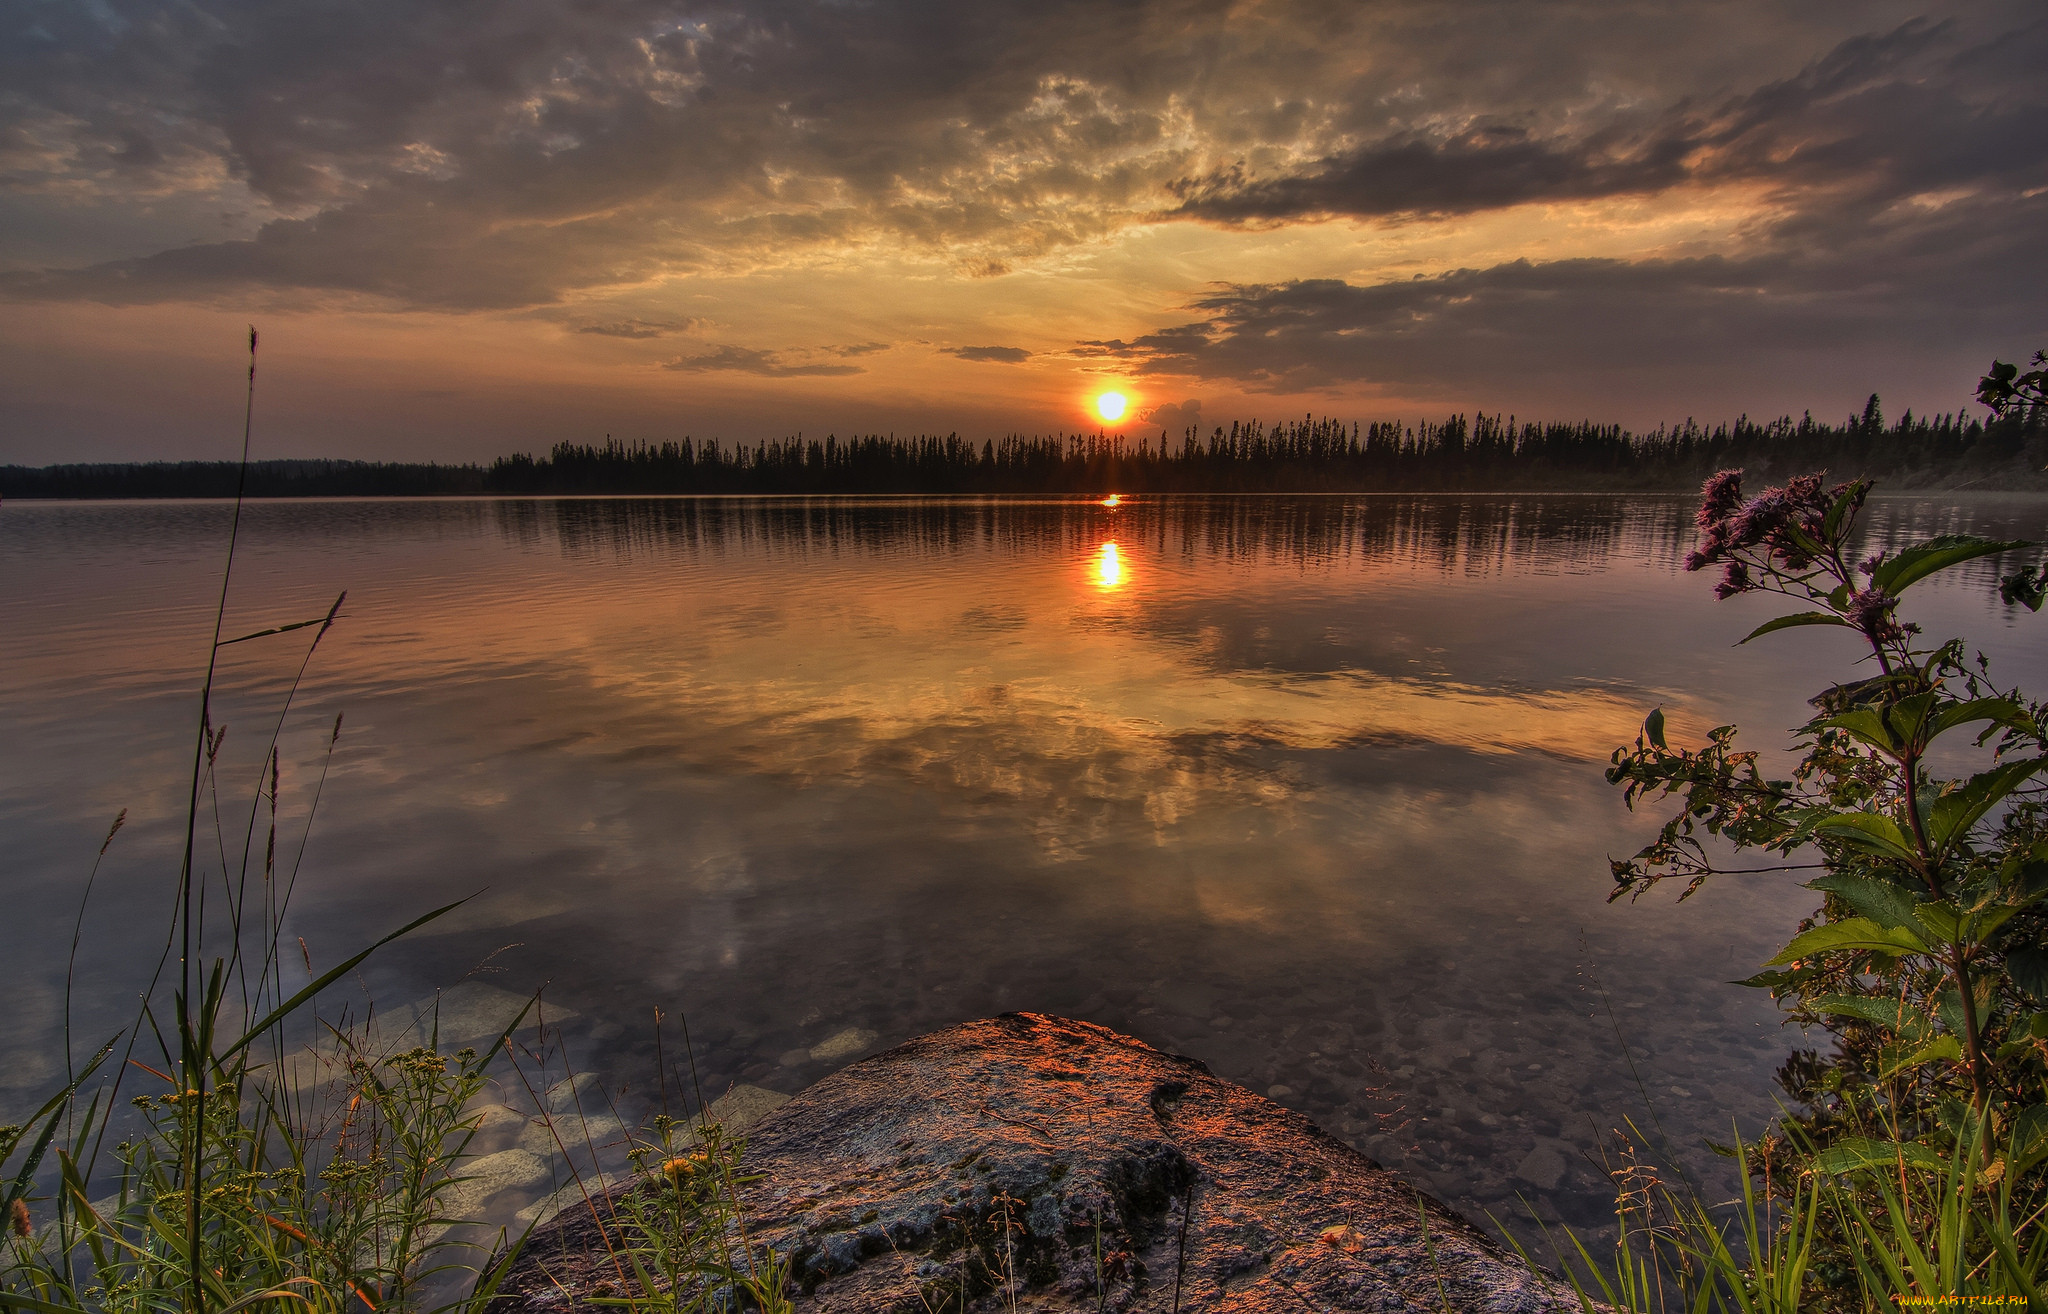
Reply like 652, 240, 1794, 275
5, 493, 2046, 1245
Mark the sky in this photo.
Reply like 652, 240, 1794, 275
2, 0, 2045, 465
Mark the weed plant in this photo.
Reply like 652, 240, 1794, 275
0, 331, 774, 1314
578, 1116, 790, 1314
1528, 351, 2048, 1310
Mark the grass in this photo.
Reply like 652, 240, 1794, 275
0, 329, 781, 1314
7, 338, 2043, 1314
1507, 951, 2048, 1312
1502, 1113, 2048, 1313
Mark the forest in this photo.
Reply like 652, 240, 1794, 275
5, 396, 2042, 498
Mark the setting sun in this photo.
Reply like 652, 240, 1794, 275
1095, 392, 1127, 423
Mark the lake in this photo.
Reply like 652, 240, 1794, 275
5, 491, 2046, 1248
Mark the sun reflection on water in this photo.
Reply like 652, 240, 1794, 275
1094, 541, 1124, 590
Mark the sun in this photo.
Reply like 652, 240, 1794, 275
1095, 392, 1127, 423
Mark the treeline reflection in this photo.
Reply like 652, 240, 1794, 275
492, 495, 1700, 576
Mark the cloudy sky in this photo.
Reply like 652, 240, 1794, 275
2, 0, 2043, 463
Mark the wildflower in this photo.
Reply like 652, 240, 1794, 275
1696, 470, 1744, 528
661, 1152, 710, 1185
10, 1198, 29, 1238
1757, 473, 1833, 568
1714, 559, 1754, 599
1686, 470, 1745, 571
1845, 588, 1905, 645
1727, 486, 1788, 552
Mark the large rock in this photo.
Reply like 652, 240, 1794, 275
494, 1013, 1584, 1312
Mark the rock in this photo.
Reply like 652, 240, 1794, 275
493, 1014, 1584, 1312
543, 1072, 602, 1115
1515, 1143, 1568, 1192
699, 1083, 790, 1136
808, 1028, 879, 1063
516, 1173, 631, 1230
403, 983, 576, 1049
519, 1112, 627, 1157
440, 1147, 553, 1223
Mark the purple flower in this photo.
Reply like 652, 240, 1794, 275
1714, 560, 1754, 599
1690, 468, 1858, 581
1728, 488, 1786, 550
1697, 470, 1744, 529
1845, 587, 1905, 644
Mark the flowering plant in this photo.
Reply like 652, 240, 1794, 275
1608, 465, 2048, 1167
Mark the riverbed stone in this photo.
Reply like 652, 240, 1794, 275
808, 1027, 879, 1063
1515, 1143, 1568, 1192
700, 1082, 790, 1134
401, 982, 575, 1049
441, 1147, 553, 1222
492, 1013, 1585, 1312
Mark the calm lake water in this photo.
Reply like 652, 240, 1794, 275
5, 492, 2047, 1247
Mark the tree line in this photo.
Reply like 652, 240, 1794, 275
5, 395, 2042, 498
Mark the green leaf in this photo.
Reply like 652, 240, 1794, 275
1927, 696, 2032, 740
1766, 916, 1929, 966
2, 1036, 117, 1216
2009, 949, 2048, 1000
1823, 483, 1865, 540
1881, 1034, 1964, 1079
221, 897, 474, 1062
1813, 1137, 1948, 1175
1780, 519, 1827, 560
1808, 994, 1930, 1039
1642, 707, 1667, 751
1934, 988, 1975, 1042
1818, 707, 1898, 755
1873, 534, 2032, 595
1973, 906, 2022, 940
2014, 1105, 2048, 1158
2002, 566, 2048, 612
1914, 901, 1964, 943
1882, 690, 1940, 747
1810, 872, 1924, 931
1926, 758, 2048, 853
0, 1294, 114, 1314
1811, 812, 1921, 864
1739, 611, 1851, 645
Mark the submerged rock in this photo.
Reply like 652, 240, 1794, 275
493, 1013, 1583, 1312
808, 1026, 879, 1063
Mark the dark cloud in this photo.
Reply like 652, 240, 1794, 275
1165, 126, 1693, 223
830, 342, 891, 358
662, 345, 865, 377
1166, 17, 2048, 226
1139, 399, 1202, 435
574, 318, 699, 338
1078, 181, 2048, 400
1, 1, 2037, 313
946, 345, 1032, 363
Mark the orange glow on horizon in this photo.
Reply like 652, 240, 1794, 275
1101, 494, 1121, 508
